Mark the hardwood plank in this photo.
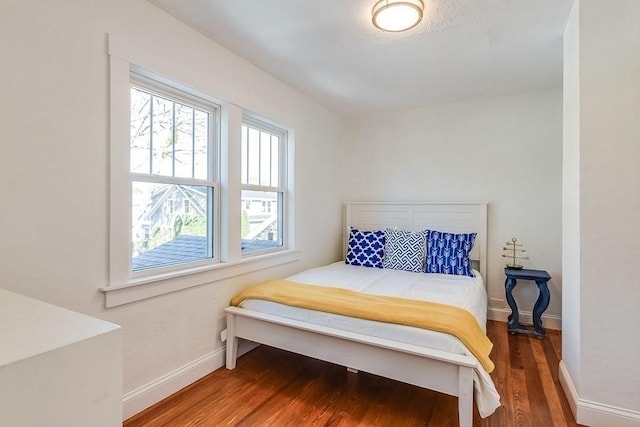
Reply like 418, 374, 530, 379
530, 338, 568, 427
235, 359, 343, 426
519, 336, 553, 426
542, 330, 580, 427
508, 334, 534, 427
125, 350, 302, 426
168, 355, 305, 426
486, 320, 511, 427
547, 327, 563, 362
124, 321, 585, 427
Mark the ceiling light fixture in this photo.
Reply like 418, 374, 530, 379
372, 0, 424, 32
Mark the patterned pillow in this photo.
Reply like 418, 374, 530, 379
426, 230, 477, 277
345, 228, 386, 268
382, 229, 427, 273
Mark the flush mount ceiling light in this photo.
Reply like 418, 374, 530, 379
372, 0, 424, 32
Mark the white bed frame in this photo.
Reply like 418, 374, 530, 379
225, 202, 488, 427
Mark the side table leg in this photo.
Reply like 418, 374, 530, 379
505, 277, 519, 332
532, 280, 551, 336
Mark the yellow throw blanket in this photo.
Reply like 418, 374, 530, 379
230, 279, 494, 373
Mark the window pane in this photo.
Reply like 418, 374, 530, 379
133, 91, 211, 180
174, 103, 194, 178
260, 132, 271, 186
247, 127, 260, 185
151, 96, 174, 176
130, 88, 151, 173
241, 125, 248, 185
132, 181, 212, 271
270, 135, 279, 187
241, 189, 282, 254
243, 123, 282, 188
194, 110, 209, 180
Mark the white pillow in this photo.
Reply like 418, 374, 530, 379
382, 228, 427, 273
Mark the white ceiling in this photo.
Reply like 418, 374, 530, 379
147, 0, 574, 117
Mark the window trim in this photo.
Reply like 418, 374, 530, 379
102, 43, 298, 308
102, 248, 301, 308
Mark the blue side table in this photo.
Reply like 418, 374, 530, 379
504, 268, 551, 337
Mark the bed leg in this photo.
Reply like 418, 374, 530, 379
226, 313, 238, 370
458, 366, 473, 427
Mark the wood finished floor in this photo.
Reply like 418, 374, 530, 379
124, 321, 583, 427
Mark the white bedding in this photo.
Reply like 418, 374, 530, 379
239, 262, 501, 417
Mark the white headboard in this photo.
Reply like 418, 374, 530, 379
344, 202, 488, 279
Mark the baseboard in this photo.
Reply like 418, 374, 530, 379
122, 340, 259, 420
558, 360, 579, 418
122, 348, 225, 420
559, 360, 640, 426
487, 307, 561, 331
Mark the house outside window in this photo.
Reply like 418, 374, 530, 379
130, 75, 219, 271
240, 118, 287, 254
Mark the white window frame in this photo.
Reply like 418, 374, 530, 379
129, 72, 221, 274
241, 115, 288, 257
102, 35, 299, 308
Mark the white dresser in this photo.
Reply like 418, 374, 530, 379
0, 289, 122, 427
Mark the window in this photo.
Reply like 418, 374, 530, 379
105, 43, 299, 308
241, 118, 287, 254
130, 75, 219, 272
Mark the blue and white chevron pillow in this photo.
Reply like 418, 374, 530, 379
382, 228, 427, 273
426, 230, 477, 277
345, 227, 386, 268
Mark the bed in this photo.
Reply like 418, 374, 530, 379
225, 202, 500, 426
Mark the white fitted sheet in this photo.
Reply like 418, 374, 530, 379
239, 262, 501, 417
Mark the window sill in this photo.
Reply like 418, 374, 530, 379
100, 249, 301, 308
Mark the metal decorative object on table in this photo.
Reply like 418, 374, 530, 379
502, 237, 529, 269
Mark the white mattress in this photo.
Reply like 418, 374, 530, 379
238, 262, 501, 417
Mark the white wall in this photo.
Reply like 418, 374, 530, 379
561, 0, 640, 424
0, 0, 344, 417
561, 0, 582, 395
344, 90, 563, 324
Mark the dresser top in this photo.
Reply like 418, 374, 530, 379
0, 289, 120, 367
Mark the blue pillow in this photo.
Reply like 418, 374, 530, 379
426, 230, 477, 277
382, 229, 427, 273
345, 228, 386, 268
